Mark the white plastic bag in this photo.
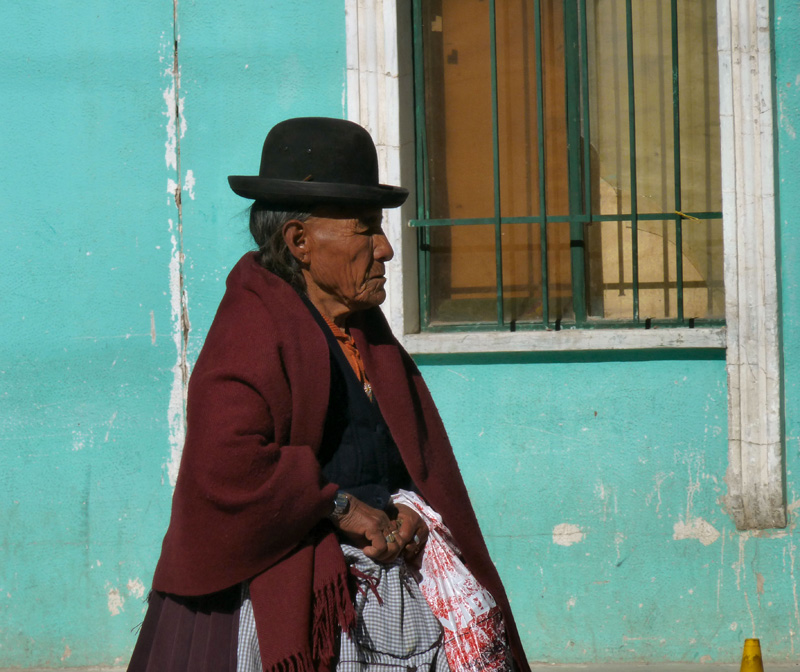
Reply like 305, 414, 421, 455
392, 490, 512, 672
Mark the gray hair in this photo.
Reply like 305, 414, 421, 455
249, 201, 312, 291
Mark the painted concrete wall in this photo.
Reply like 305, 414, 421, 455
1, 0, 799, 669
1, 1, 345, 667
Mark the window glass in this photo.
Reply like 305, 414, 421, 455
415, 0, 722, 327
421, 0, 494, 221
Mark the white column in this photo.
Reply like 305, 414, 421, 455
719, 0, 784, 529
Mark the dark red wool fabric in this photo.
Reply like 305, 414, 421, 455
151, 252, 530, 672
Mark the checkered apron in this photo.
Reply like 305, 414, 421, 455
236, 545, 450, 672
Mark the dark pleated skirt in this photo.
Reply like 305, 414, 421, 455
127, 586, 240, 672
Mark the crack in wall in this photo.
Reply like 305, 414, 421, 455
164, 0, 190, 486
172, 0, 190, 397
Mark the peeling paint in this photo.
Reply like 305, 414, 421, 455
127, 578, 146, 599
614, 532, 625, 561
553, 523, 585, 546
162, 84, 184, 171
673, 459, 719, 545
103, 411, 117, 443
744, 590, 755, 636
645, 472, 672, 515
717, 532, 725, 611
683, 460, 701, 519
166, 177, 179, 205
790, 541, 800, 643
781, 89, 797, 140
183, 169, 196, 200
672, 516, 720, 546
106, 586, 124, 616
71, 430, 87, 452
167, 222, 188, 487
733, 532, 750, 590
163, 9, 190, 487
594, 481, 616, 521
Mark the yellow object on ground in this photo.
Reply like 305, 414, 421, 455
741, 638, 764, 672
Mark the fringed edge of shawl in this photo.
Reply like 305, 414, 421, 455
311, 569, 356, 664
264, 650, 316, 672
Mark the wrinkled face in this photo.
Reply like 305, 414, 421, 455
291, 205, 394, 320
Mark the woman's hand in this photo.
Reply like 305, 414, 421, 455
393, 503, 429, 562
330, 496, 429, 564
331, 495, 402, 563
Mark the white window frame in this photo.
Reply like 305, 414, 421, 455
345, 0, 783, 529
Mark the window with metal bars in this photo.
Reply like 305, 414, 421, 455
410, 0, 724, 331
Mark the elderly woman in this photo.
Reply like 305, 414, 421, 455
129, 118, 529, 672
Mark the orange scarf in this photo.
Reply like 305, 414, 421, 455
321, 314, 373, 400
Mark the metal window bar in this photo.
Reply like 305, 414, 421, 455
625, 0, 640, 323
489, 0, 505, 327
412, 0, 431, 328
565, 0, 587, 323
410, 0, 723, 331
533, 0, 550, 327
671, 0, 685, 321
580, 0, 592, 232
410, 212, 722, 227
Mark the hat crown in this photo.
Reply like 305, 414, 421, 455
258, 117, 379, 187
227, 117, 407, 209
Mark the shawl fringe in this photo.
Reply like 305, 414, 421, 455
311, 568, 357, 664
265, 650, 316, 672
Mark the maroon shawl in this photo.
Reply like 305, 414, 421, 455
152, 252, 530, 672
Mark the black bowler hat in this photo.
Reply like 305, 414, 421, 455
228, 117, 408, 209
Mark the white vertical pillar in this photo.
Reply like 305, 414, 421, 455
719, 0, 784, 529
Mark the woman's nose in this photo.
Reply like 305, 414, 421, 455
373, 232, 394, 262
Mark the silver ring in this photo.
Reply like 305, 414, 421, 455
413, 534, 421, 545
385, 533, 396, 544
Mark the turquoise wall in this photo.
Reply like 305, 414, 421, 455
1, 1, 345, 667
419, 352, 732, 662
1, 0, 799, 668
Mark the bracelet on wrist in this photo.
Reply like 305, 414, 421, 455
328, 491, 350, 521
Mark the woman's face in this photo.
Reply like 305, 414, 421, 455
290, 206, 394, 322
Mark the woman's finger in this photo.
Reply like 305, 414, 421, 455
361, 527, 389, 558
400, 519, 427, 557
362, 519, 403, 560
413, 522, 429, 547
393, 504, 428, 547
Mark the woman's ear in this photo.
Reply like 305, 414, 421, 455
283, 219, 309, 264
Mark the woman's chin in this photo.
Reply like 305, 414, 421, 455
351, 289, 387, 312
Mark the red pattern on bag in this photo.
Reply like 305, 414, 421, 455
392, 491, 512, 672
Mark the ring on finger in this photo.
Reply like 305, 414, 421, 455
413, 534, 421, 545
385, 533, 396, 544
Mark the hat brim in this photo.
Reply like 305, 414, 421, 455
228, 176, 409, 209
